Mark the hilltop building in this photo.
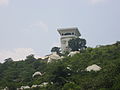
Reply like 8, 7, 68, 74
57, 27, 81, 53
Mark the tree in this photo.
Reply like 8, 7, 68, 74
62, 82, 81, 90
26, 54, 35, 60
4, 58, 13, 63
51, 47, 60, 54
25, 54, 36, 63
68, 38, 87, 51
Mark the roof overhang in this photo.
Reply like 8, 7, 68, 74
57, 27, 81, 36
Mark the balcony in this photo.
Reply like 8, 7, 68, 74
61, 35, 78, 38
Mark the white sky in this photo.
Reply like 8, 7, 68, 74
0, 0, 120, 62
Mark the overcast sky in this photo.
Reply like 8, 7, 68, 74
0, 0, 120, 62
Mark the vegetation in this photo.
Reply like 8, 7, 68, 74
68, 38, 87, 51
51, 47, 61, 54
0, 41, 120, 90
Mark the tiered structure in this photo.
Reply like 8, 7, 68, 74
57, 27, 81, 53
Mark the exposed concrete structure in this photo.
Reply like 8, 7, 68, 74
58, 27, 81, 53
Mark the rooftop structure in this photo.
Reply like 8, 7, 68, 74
58, 27, 81, 53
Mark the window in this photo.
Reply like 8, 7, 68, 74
72, 32, 74, 35
64, 33, 71, 35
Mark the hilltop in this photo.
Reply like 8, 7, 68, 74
0, 41, 120, 90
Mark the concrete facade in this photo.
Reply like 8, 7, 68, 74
57, 27, 81, 53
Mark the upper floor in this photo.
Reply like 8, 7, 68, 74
57, 27, 81, 38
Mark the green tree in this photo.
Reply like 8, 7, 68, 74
62, 82, 81, 90
25, 54, 36, 63
51, 47, 60, 54
4, 58, 13, 63
0, 41, 120, 89
68, 38, 86, 51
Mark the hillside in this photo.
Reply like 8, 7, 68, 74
0, 41, 120, 90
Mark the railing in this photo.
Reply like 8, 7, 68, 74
61, 35, 78, 38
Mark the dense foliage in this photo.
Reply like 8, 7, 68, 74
68, 38, 87, 51
0, 41, 120, 90
51, 47, 61, 54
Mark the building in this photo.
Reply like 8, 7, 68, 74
57, 27, 81, 53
